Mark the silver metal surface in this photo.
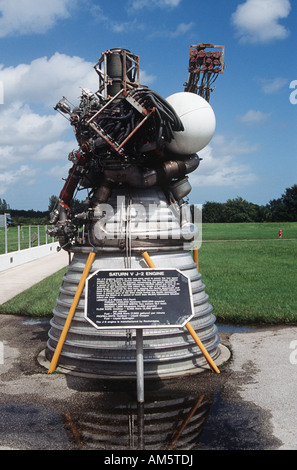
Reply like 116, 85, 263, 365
66, 394, 212, 450
46, 187, 220, 379
46, 250, 220, 379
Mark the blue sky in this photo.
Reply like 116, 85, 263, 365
0, 0, 296, 211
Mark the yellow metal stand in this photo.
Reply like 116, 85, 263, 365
168, 394, 205, 449
193, 246, 199, 271
48, 251, 96, 374
141, 251, 220, 374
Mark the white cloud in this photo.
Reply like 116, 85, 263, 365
36, 141, 77, 162
0, 102, 69, 146
0, 52, 100, 169
0, 52, 98, 202
231, 0, 291, 43
129, 0, 181, 9
211, 135, 259, 156
190, 135, 258, 188
259, 77, 288, 94
0, 102, 74, 192
0, 0, 73, 38
108, 18, 146, 34
0, 146, 24, 171
239, 109, 271, 124
0, 165, 38, 196
46, 162, 72, 180
0, 53, 98, 107
170, 22, 194, 37
148, 21, 194, 39
139, 70, 157, 86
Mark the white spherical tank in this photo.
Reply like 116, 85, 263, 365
165, 92, 216, 154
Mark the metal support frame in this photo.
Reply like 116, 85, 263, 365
87, 89, 154, 157
94, 49, 140, 100
184, 43, 225, 101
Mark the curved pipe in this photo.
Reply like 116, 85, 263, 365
103, 153, 199, 187
162, 153, 200, 180
59, 152, 87, 207
103, 166, 158, 189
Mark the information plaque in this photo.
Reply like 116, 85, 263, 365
84, 269, 194, 329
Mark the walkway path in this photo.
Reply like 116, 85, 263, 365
0, 250, 69, 304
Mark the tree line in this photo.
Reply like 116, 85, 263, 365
0, 199, 49, 225
201, 185, 297, 223
1, 184, 296, 225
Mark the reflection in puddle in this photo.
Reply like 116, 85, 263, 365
62, 388, 280, 451
64, 394, 213, 450
0, 390, 278, 450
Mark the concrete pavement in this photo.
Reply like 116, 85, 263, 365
0, 249, 70, 304
227, 325, 297, 450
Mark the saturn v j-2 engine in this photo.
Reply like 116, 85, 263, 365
46, 45, 225, 379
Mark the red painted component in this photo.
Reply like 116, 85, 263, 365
59, 152, 87, 207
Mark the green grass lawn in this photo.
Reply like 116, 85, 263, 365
0, 222, 296, 325
0, 225, 52, 254
198, 239, 297, 324
0, 267, 67, 317
202, 221, 297, 240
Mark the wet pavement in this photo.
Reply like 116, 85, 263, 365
0, 314, 296, 451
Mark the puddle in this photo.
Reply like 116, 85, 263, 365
0, 385, 280, 450
198, 392, 280, 450
61, 391, 279, 450
64, 393, 213, 450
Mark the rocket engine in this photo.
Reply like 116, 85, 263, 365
46, 45, 226, 379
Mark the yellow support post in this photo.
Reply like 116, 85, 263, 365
48, 251, 96, 374
141, 251, 220, 374
185, 322, 220, 374
168, 394, 205, 449
142, 251, 155, 269
193, 246, 199, 271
